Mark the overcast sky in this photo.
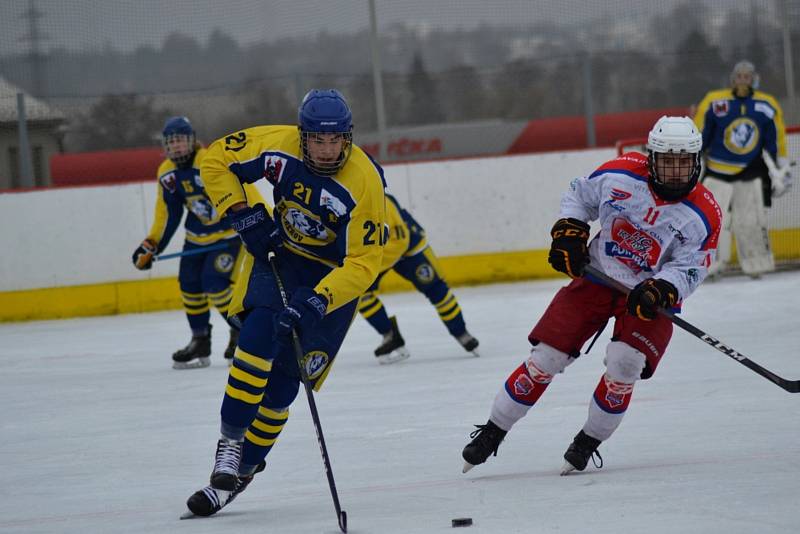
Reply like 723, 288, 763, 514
0, 0, 732, 55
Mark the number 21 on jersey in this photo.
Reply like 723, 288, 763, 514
363, 221, 387, 246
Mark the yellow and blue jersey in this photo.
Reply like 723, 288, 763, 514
202, 125, 386, 312
379, 193, 429, 271
693, 88, 787, 176
146, 148, 236, 250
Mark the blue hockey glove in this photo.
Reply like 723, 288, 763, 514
228, 204, 281, 260
274, 287, 328, 339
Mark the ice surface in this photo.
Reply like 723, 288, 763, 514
2, 272, 798, 533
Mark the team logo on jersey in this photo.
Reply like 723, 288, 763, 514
214, 253, 235, 273
605, 218, 661, 273
187, 195, 217, 223
609, 188, 632, 201
712, 100, 729, 117
723, 118, 759, 155
263, 155, 287, 184
284, 208, 328, 240
303, 351, 329, 380
159, 172, 177, 193
320, 188, 348, 217
414, 263, 435, 284
604, 188, 632, 211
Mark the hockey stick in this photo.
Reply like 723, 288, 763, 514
153, 242, 230, 261
268, 253, 348, 533
584, 264, 800, 393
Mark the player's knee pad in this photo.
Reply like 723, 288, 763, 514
527, 342, 574, 381
603, 341, 646, 383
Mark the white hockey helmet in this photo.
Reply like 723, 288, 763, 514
646, 116, 703, 201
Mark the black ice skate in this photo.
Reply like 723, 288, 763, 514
462, 420, 507, 473
560, 430, 603, 476
210, 438, 244, 491
224, 327, 239, 366
172, 325, 212, 369
182, 461, 265, 518
456, 331, 481, 357
374, 316, 410, 364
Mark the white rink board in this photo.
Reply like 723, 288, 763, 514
0, 148, 615, 292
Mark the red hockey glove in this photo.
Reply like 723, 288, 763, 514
548, 218, 590, 278
626, 278, 678, 321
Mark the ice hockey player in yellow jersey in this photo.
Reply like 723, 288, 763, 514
182, 89, 387, 518
358, 192, 480, 363
131, 116, 243, 369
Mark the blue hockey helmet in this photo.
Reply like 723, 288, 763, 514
297, 89, 353, 176
162, 116, 196, 167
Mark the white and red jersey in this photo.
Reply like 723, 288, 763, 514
560, 152, 722, 302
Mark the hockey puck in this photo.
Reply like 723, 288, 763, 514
452, 517, 473, 527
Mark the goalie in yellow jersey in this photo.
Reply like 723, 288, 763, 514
183, 89, 387, 518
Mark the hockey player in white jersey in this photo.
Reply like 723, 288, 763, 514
461, 116, 721, 475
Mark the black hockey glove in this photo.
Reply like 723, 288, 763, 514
626, 278, 678, 321
274, 287, 328, 340
548, 218, 590, 278
132, 239, 157, 270
229, 204, 281, 260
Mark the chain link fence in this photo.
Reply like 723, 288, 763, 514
0, 0, 798, 187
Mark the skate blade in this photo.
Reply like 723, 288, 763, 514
172, 357, 211, 370
560, 461, 577, 476
377, 348, 410, 365
179, 510, 197, 520
469, 349, 481, 358
462, 461, 475, 473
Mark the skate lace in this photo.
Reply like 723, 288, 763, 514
201, 486, 226, 509
214, 439, 242, 475
469, 424, 502, 456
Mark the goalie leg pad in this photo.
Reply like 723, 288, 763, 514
701, 177, 734, 275
731, 179, 774, 275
